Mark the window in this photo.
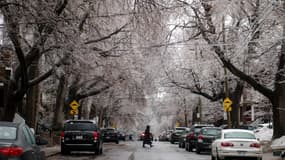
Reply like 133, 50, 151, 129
0, 126, 17, 140
224, 132, 256, 139
64, 122, 97, 131
202, 129, 221, 136
22, 126, 36, 145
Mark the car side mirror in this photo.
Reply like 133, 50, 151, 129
30, 128, 35, 135
36, 136, 48, 146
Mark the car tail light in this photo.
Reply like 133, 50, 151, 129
61, 131, 64, 137
0, 146, 23, 157
93, 131, 99, 141
61, 131, 65, 142
250, 142, 261, 148
221, 142, 234, 147
197, 134, 203, 142
189, 133, 194, 139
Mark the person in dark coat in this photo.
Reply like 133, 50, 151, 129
143, 125, 153, 147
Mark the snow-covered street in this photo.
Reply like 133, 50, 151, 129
47, 140, 281, 160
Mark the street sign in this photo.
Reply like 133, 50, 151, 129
223, 97, 232, 112
69, 100, 79, 110
70, 109, 78, 115
175, 122, 180, 127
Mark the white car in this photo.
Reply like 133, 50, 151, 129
211, 129, 262, 160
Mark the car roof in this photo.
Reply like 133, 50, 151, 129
222, 129, 254, 133
102, 127, 115, 130
64, 120, 96, 124
201, 127, 221, 129
0, 121, 21, 128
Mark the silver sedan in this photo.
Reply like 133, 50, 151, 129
211, 129, 262, 160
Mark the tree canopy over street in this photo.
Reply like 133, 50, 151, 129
1, 0, 285, 139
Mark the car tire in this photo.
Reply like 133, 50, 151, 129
211, 155, 215, 160
189, 146, 193, 152
61, 146, 70, 155
116, 140, 119, 144
196, 147, 201, 154
178, 143, 181, 148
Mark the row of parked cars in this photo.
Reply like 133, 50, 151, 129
163, 124, 263, 160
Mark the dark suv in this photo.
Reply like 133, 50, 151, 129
170, 127, 187, 144
102, 128, 119, 144
195, 127, 221, 154
61, 120, 103, 155
185, 124, 213, 152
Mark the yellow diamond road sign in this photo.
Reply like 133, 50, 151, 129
223, 97, 232, 112
70, 100, 79, 110
70, 109, 78, 115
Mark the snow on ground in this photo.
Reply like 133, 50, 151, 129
255, 127, 273, 142
271, 136, 285, 149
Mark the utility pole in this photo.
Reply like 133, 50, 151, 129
222, 16, 232, 129
183, 98, 188, 127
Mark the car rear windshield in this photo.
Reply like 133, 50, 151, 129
0, 126, 17, 140
224, 132, 256, 139
103, 129, 115, 133
202, 128, 221, 136
64, 122, 97, 131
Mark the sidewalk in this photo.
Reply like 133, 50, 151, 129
43, 145, 60, 157
263, 152, 282, 160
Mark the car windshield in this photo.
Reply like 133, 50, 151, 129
175, 130, 184, 133
224, 131, 256, 139
0, 126, 17, 140
64, 122, 97, 131
202, 129, 221, 136
103, 129, 115, 133
194, 128, 202, 133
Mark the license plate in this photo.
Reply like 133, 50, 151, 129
106, 136, 110, 139
237, 151, 246, 155
76, 136, 83, 140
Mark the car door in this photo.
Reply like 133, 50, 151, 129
22, 126, 43, 160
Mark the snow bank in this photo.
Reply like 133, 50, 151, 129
271, 136, 285, 149
254, 127, 273, 142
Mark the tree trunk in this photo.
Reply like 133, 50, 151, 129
25, 62, 39, 128
273, 83, 285, 138
53, 75, 67, 130
2, 81, 20, 121
230, 81, 244, 128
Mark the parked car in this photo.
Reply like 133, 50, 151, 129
254, 122, 273, 133
178, 129, 191, 148
195, 127, 221, 154
158, 131, 168, 141
211, 129, 262, 160
102, 128, 119, 144
61, 120, 103, 155
0, 121, 48, 160
170, 127, 187, 144
185, 124, 213, 152
118, 131, 126, 141
166, 130, 174, 141
239, 124, 256, 131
